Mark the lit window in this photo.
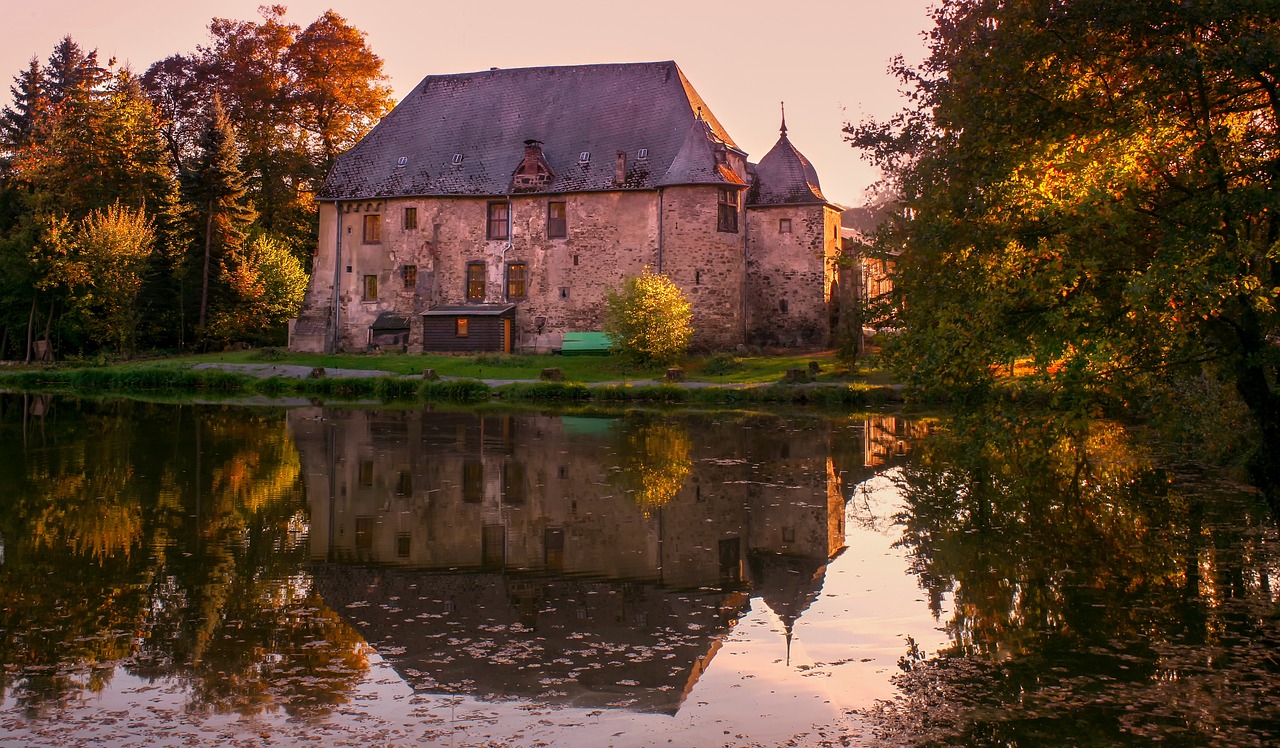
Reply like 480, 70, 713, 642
547, 201, 567, 238
779, 218, 792, 234
404, 207, 418, 230
717, 188, 738, 233
506, 262, 528, 300
456, 317, 469, 337
363, 274, 378, 300
403, 265, 417, 288
363, 214, 381, 243
487, 202, 509, 240
466, 262, 485, 301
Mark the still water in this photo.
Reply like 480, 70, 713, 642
0, 395, 1276, 747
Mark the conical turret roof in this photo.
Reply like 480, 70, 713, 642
748, 109, 828, 206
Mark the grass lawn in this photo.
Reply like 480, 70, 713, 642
104, 348, 891, 385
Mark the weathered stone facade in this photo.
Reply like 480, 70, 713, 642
290, 62, 841, 354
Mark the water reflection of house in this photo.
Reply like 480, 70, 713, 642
288, 409, 881, 711
863, 415, 927, 468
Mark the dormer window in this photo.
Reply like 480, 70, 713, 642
397, 156, 408, 166
511, 140, 554, 192
452, 153, 464, 165
636, 148, 649, 160
578, 151, 590, 164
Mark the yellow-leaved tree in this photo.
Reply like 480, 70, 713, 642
603, 267, 693, 365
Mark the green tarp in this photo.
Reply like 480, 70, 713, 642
559, 332, 614, 356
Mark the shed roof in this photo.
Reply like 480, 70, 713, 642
321, 62, 742, 200
422, 304, 516, 317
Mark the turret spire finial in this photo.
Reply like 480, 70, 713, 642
780, 101, 787, 138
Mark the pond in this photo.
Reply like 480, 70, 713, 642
0, 395, 1276, 747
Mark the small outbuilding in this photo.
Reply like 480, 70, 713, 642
370, 312, 411, 351
421, 304, 516, 353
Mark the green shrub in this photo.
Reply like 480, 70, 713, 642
420, 379, 491, 402
701, 354, 743, 376
374, 377, 420, 401
498, 382, 591, 401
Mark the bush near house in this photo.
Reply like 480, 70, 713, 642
603, 269, 693, 366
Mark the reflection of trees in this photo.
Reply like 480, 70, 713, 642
611, 419, 692, 516
0, 398, 369, 718
874, 409, 1280, 745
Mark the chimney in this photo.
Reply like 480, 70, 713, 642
615, 151, 627, 186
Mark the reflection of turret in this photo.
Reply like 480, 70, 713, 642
312, 564, 749, 714
287, 407, 916, 711
748, 551, 830, 665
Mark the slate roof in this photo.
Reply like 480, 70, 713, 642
656, 117, 747, 188
320, 62, 743, 200
748, 132, 830, 206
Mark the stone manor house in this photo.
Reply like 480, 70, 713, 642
289, 61, 845, 354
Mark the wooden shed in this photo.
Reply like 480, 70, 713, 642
421, 304, 516, 353
370, 312, 410, 351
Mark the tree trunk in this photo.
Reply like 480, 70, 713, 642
24, 294, 36, 364
43, 299, 54, 341
199, 199, 214, 330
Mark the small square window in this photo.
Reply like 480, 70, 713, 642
396, 533, 411, 558
456, 317, 469, 337
363, 274, 378, 300
403, 265, 417, 288
487, 202, 510, 240
404, 207, 418, 230
506, 262, 528, 300
547, 201, 567, 239
466, 262, 485, 301
559, 287, 569, 300
779, 218, 792, 234
363, 214, 381, 243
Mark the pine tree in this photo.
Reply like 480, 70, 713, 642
1, 57, 47, 158
183, 96, 254, 334
42, 36, 107, 106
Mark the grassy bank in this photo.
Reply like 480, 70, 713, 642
0, 353, 900, 407
67, 348, 891, 385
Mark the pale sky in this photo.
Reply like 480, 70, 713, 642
1, 0, 935, 208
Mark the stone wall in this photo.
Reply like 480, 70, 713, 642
745, 204, 843, 348
298, 186, 757, 353
657, 185, 746, 349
